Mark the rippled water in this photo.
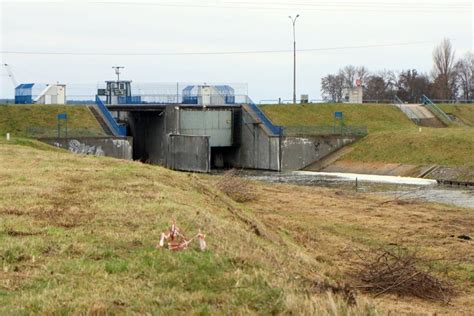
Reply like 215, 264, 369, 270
229, 170, 474, 209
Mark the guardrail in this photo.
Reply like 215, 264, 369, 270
95, 96, 127, 136
392, 96, 422, 124
282, 125, 368, 137
245, 101, 283, 136
420, 95, 453, 125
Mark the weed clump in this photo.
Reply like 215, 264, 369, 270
217, 170, 256, 203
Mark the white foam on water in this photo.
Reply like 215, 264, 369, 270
294, 171, 437, 186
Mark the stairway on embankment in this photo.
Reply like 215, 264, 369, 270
396, 103, 446, 128
88, 105, 115, 136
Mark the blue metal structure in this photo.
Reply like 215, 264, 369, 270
15, 83, 34, 104
118, 96, 142, 104
182, 85, 235, 105
246, 101, 283, 136
95, 96, 127, 136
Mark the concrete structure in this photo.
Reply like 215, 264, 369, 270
15, 83, 66, 104
39, 137, 133, 160
109, 103, 360, 173
94, 77, 362, 173
343, 86, 363, 104
182, 85, 235, 106
34, 84, 66, 104
166, 135, 211, 172
280, 135, 358, 171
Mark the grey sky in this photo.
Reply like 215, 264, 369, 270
1, 0, 473, 101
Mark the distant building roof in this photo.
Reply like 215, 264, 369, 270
15, 83, 34, 90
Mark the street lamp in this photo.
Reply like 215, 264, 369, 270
289, 14, 300, 105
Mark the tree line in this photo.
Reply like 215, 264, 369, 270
321, 39, 473, 103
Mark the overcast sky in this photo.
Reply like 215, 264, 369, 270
1, 0, 473, 101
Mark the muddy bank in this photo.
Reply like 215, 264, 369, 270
318, 160, 474, 182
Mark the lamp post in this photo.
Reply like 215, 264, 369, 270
289, 14, 300, 105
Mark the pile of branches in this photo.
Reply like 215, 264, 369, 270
217, 169, 256, 203
351, 248, 455, 303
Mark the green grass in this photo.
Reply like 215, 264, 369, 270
262, 103, 474, 167
0, 142, 472, 314
0, 104, 106, 138
261, 103, 416, 133
438, 104, 474, 126
345, 128, 474, 166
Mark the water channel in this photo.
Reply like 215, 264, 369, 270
234, 170, 474, 209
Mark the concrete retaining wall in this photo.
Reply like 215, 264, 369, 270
40, 137, 133, 160
227, 108, 280, 171
281, 135, 358, 171
166, 134, 211, 173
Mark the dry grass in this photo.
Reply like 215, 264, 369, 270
0, 140, 472, 314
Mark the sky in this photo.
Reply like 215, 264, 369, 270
0, 0, 473, 102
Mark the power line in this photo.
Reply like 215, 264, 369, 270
89, 1, 471, 13
0, 40, 439, 57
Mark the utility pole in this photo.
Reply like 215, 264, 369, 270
112, 66, 124, 81
289, 15, 300, 105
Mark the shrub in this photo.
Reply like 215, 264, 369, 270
217, 170, 256, 203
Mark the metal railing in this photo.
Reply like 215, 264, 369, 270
95, 96, 127, 136
420, 95, 453, 125
245, 101, 283, 136
392, 96, 423, 124
393, 95, 404, 105
282, 125, 368, 137
26, 126, 106, 138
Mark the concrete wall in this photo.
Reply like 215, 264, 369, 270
226, 109, 280, 171
281, 135, 357, 171
40, 137, 133, 160
166, 134, 210, 173
179, 109, 233, 147
127, 109, 175, 165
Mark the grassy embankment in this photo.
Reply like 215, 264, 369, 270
438, 104, 474, 127
262, 104, 474, 167
0, 104, 106, 138
0, 140, 473, 314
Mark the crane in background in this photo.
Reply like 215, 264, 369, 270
2, 63, 18, 88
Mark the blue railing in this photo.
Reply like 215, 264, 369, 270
95, 96, 127, 136
246, 101, 283, 136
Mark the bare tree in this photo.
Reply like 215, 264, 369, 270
364, 70, 396, 101
431, 39, 457, 99
356, 66, 370, 85
396, 69, 432, 103
321, 74, 345, 102
455, 52, 474, 101
340, 65, 357, 88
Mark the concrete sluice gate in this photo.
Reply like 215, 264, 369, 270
110, 104, 358, 173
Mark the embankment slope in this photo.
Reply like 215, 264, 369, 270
263, 104, 474, 174
0, 140, 472, 314
0, 104, 106, 137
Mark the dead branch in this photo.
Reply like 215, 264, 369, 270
349, 247, 456, 304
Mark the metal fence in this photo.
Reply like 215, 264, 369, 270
26, 126, 106, 138
4, 82, 250, 105
282, 125, 368, 137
